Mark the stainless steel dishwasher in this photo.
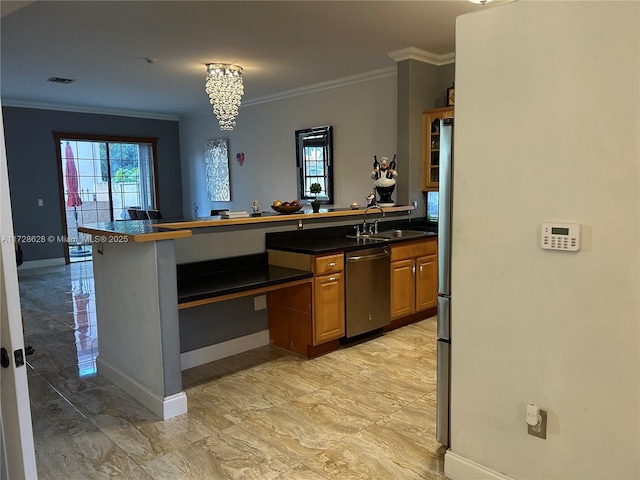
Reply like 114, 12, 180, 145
345, 246, 391, 339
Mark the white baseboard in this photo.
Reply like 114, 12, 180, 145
180, 330, 270, 370
96, 357, 188, 420
18, 257, 65, 270
445, 450, 514, 480
162, 392, 189, 419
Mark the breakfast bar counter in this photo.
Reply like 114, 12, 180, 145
78, 220, 192, 242
78, 204, 415, 241
77, 205, 419, 421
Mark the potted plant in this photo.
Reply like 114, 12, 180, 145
310, 182, 322, 213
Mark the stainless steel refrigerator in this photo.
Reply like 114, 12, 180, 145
436, 118, 453, 446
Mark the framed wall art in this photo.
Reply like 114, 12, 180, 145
205, 138, 231, 201
447, 83, 455, 106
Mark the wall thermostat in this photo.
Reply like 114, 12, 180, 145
541, 222, 581, 251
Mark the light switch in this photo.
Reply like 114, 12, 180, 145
37, 198, 44, 206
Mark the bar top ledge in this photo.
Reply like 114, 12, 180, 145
78, 205, 415, 243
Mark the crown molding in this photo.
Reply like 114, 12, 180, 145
0, 99, 179, 122
241, 66, 397, 108
182, 66, 398, 120
388, 47, 455, 66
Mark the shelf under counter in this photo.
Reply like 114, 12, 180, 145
177, 254, 313, 309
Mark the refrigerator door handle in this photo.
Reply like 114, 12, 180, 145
437, 121, 453, 296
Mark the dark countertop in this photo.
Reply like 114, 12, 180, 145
265, 220, 437, 255
177, 253, 312, 305
178, 264, 313, 305
79, 219, 193, 242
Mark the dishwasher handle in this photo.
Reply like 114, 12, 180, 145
346, 250, 390, 263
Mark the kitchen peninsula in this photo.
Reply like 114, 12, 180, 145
79, 205, 434, 420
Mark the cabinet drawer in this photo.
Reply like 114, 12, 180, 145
314, 253, 343, 275
390, 239, 437, 262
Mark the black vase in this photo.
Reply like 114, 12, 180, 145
375, 185, 395, 204
311, 199, 321, 213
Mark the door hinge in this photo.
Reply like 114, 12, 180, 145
14, 348, 24, 367
2, 348, 25, 368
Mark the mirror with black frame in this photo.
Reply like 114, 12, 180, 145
295, 125, 333, 204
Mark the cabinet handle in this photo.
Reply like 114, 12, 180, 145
412, 265, 416, 275
327, 262, 336, 267
420, 264, 423, 274
328, 276, 337, 282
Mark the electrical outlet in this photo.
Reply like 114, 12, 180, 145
254, 295, 267, 311
37, 198, 44, 207
527, 409, 547, 439
411, 199, 418, 208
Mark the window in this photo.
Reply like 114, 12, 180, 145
55, 133, 159, 262
295, 126, 334, 203
426, 191, 439, 223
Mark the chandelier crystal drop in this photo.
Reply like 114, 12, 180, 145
205, 63, 244, 131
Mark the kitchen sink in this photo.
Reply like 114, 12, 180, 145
345, 234, 387, 242
371, 229, 428, 239
346, 229, 428, 241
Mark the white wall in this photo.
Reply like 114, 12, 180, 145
179, 75, 397, 217
0, 107, 37, 480
449, 2, 639, 479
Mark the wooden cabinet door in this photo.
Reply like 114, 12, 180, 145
390, 259, 416, 319
416, 254, 437, 311
313, 272, 345, 345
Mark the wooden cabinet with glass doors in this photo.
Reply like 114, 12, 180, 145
421, 107, 454, 191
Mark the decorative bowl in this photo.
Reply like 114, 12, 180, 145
271, 204, 304, 214
350, 203, 361, 209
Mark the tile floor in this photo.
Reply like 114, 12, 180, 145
19, 261, 447, 479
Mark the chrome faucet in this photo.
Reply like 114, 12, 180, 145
363, 205, 385, 233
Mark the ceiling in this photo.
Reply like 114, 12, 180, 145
0, 1, 501, 119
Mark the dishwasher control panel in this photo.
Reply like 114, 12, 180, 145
541, 222, 581, 251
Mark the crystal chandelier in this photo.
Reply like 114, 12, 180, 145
205, 63, 244, 131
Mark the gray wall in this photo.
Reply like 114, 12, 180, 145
396, 60, 454, 211
179, 65, 454, 219
179, 298, 267, 352
180, 75, 396, 218
2, 106, 182, 261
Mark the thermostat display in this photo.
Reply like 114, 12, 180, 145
541, 222, 581, 251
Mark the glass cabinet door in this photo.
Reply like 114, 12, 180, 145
421, 107, 454, 191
